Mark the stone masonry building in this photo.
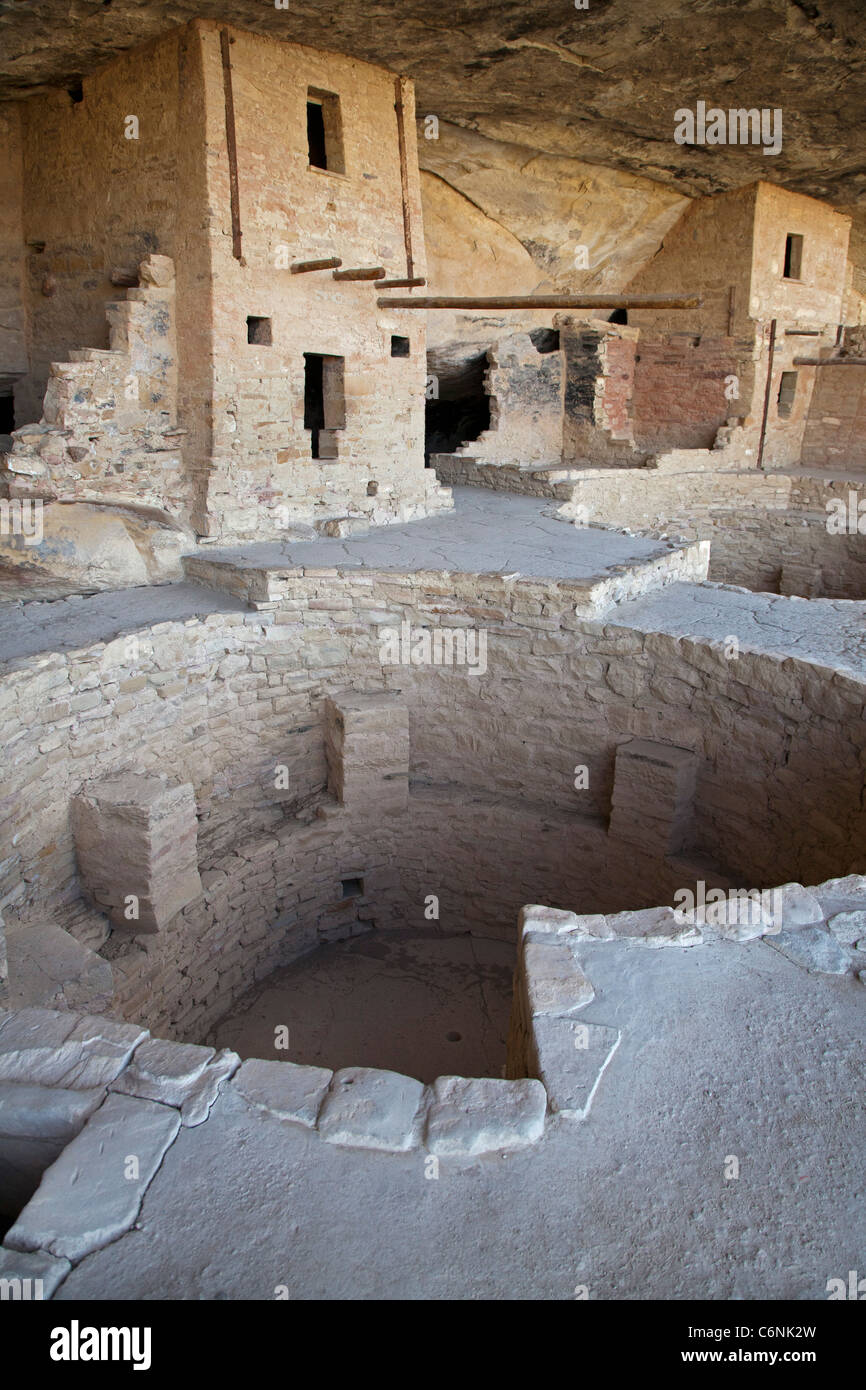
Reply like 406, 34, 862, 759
0, 20, 449, 544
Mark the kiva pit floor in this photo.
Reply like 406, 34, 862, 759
208, 930, 515, 1083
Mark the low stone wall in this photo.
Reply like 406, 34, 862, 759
2, 869, 863, 1295
0, 996, 547, 1287
433, 458, 866, 599
508, 876, 866, 1111
559, 466, 866, 597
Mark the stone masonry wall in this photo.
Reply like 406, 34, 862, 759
3, 22, 448, 539
560, 466, 866, 597
1, 560, 864, 1040
2, 256, 187, 515
800, 362, 866, 471
560, 319, 644, 467
631, 335, 738, 453
454, 333, 563, 468
0, 104, 26, 405
196, 21, 446, 541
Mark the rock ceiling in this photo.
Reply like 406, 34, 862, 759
1, 0, 864, 204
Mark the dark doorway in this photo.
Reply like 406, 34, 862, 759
304, 353, 345, 459
304, 353, 325, 457
0, 395, 14, 435
425, 352, 491, 462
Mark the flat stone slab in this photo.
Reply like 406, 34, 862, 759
519, 905, 582, 937
6, 923, 113, 1014
317, 1067, 425, 1152
4, 1092, 180, 1262
775, 882, 825, 929
0, 1009, 147, 1089
180, 1048, 240, 1127
111, 1038, 215, 1107
532, 1016, 621, 1120
425, 1076, 546, 1156
766, 926, 853, 976
0, 1082, 104, 1141
605, 905, 702, 947
0, 1081, 105, 1212
0, 1245, 71, 1300
524, 940, 594, 1016
828, 911, 866, 947
232, 1058, 332, 1128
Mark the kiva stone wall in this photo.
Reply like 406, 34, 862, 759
1, 559, 864, 1039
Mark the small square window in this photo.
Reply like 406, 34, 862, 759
341, 876, 364, 899
391, 335, 411, 358
783, 234, 803, 281
247, 316, 272, 345
777, 371, 798, 418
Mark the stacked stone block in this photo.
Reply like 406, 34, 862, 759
71, 772, 202, 934
324, 691, 409, 815
608, 739, 698, 857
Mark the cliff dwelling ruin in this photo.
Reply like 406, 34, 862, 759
0, 0, 864, 1330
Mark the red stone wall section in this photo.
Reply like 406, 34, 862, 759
631, 335, 737, 453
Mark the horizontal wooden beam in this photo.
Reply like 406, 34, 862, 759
291, 257, 343, 274
110, 268, 139, 287
784, 329, 821, 336
792, 356, 866, 366
333, 266, 386, 281
375, 294, 702, 310
375, 277, 427, 289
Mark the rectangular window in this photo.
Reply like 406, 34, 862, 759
390, 335, 411, 358
341, 876, 364, 899
777, 370, 798, 418
783, 234, 803, 281
307, 89, 344, 173
304, 352, 345, 459
247, 316, 272, 345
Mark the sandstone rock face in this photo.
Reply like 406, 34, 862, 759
0, 2, 862, 205
0, 502, 193, 592
421, 124, 689, 296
